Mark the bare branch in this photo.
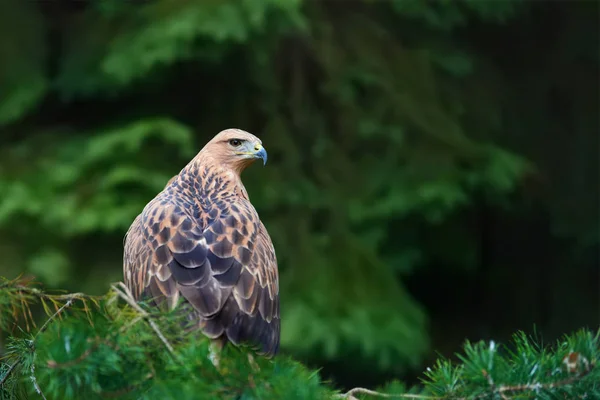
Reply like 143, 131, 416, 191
29, 352, 47, 400
111, 282, 177, 360
35, 298, 75, 338
496, 367, 593, 394
335, 387, 440, 399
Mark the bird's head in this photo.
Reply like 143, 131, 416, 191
199, 128, 268, 175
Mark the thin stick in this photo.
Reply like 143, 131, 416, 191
4, 285, 89, 302
497, 367, 593, 394
111, 282, 177, 359
468, 366, 595, 400
29, 352, 47, 400
35, 298, 75, 338
335, 388, 440, 399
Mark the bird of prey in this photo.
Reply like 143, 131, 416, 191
123, 128, 280, 358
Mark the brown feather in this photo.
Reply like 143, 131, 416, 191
123, 129, 280, 356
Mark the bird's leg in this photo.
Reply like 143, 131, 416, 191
208, 337, 225, 369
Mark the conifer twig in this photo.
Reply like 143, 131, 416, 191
0, 359, 21, 387
467, 366, 595, 400
335, 388, 439, 399
1, 295, 77, 391
30, 297, 76, 399
35, 298, 76, 338
1, 277, 91, 303
111, 282, 177, 359
494, 367, 594, 396
29, 351, 47, 400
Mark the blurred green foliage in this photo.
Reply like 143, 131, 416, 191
0, 0, 597, 389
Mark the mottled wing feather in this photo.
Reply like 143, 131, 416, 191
225, 218, 280, 355
124, 215, 179, 309
123, 192, 280, 356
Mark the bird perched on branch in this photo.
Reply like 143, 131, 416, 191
123, 129, 279, 360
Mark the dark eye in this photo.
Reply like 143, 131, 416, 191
229, 139, 242, 147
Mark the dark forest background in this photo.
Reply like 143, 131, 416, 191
0, 0, 598, 391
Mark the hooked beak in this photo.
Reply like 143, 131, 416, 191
253, 144, 268, 166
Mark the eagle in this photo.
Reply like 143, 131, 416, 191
123, 128, 280, 359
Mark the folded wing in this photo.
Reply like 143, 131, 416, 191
123, 196, 280, 356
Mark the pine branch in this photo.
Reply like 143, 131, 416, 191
110, 282, 177, 359
1, 278, 598, 400
0, 288, 78, 399
0, 276, 99, 333
0, 359, 20, 387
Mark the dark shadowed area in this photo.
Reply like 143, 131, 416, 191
0, 0, 598, 391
